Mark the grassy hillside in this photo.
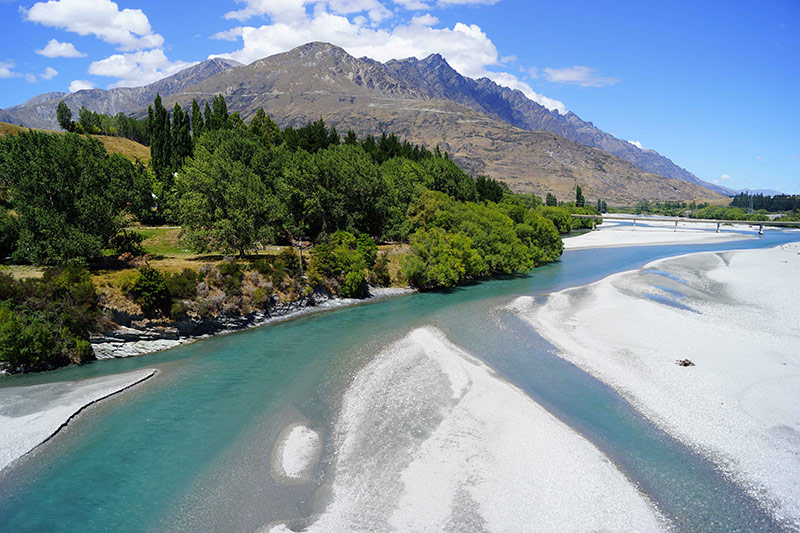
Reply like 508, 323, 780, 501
0, 122, 149, 162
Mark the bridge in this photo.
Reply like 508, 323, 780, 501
571, 214, 800, 235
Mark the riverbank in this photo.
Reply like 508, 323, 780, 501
511, 242, 800, 527
564, 219, 761, 249
0, 368, 157, 472
91, 286, 414, 360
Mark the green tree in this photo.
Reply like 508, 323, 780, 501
131, 265, 170, 316
545, 192, 557, 206
176, 129, 284, 257
148, 93, 172, 180
191, 99, 204, 138
0, 131, 152, 265
249, 107, 283, 147
575, 185, 585, 207
56, 101, 73, 132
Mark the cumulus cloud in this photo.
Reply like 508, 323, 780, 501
36, 38, 87, 58
69, 79, 94, 92
720, 174, 732, 180
41, 66, 59, 80
88, 48, 195, 88
543, 65, 619, 87
211, 3, 567, 112
0, 61, 17, 79
23, 0, 164, 51
628, 140, 644, 150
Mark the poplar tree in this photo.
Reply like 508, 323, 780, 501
148, 93, 172, 180
575, 185, 585, 207
56, 101, 73, 132
191, 99, 203, 138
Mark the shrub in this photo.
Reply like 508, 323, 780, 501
131, 265, 170, 316
371, 251, 391, 287
109, 230, 145, 257
165, 268, 198, 300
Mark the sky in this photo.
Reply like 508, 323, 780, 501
0, 0, 798, 193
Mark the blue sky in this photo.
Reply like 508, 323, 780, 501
1, 0, 798, 193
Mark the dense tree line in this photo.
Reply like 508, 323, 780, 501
730, 193, 800, 213
57, 101, 148, 145
0, 131, 153, 265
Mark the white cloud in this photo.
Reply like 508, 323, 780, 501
0, 61, 17, 79
720, 174, 732, 180
24, 0, 164, 51
410, 13, 438, 25
437, 0, 501, 4
41, 66, 59, 79
69, 79, 95, 92
25, 73, 38, 83
394, 0, 429, 8
88, 49, 195, 88
211, 4, 567, 113
628, 140, 644, 150
35, 38, 87, 58
543, 65, 619, 87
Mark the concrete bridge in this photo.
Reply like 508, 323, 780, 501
571, 214, 800, 235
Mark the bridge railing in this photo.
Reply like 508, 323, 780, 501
570, 214, 800, 234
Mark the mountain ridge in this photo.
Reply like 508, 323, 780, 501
1, 42, 726, 204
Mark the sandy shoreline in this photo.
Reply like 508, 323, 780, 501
512, 242, 800, 526
564, 219, 762, 249
0, 368, 157, 472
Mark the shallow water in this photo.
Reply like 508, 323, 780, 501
1, 230, 798, 532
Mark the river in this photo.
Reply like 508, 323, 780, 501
1, 230, 798, 532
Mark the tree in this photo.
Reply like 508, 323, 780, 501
545, 192, 558, 206
148, 93, 172, 180
575, 185, 585, 207
176, 129, 284, 257
0, 131, 152, 265
56, 101, 73, 132
191, 99, 204, 139
249, 107, 283, 147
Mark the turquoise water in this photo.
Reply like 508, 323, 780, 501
1, 230, 798, 531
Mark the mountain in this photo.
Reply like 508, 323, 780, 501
1, 42, 725, 204
158, 42, 722, 203
381, 53, 729, 196
0, 58, 241, 130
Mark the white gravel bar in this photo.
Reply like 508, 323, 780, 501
512, 242, 800, 526
271, 327, 666, 532
0, 368, 157, 471
564, 219, 759, 249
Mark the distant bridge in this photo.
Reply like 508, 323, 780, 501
571, 214, 800, 235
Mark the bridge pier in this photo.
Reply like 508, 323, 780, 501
759, 225, 764, 236
716, 222, 720, 233
632, 219, 636, 231
674, 220, 678, 232
592, 218, 596, 231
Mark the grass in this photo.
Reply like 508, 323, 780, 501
0, 122, 150, 162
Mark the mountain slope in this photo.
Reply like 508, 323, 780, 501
0, 58, 241, 131
154, 43, 721, 203
383, 54, 728, 195
1, 42, 725, 203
